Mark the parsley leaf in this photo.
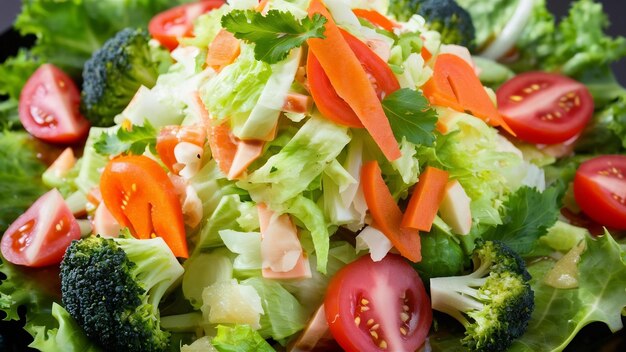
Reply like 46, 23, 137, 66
222, 10, 326, 64
382, 88, 438, 146
483, 183, 565, 257
94, 121, 157, 156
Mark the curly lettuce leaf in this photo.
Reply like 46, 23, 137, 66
0, 130, 48, 232
28, 303, 101, 352
509, 232, 626, 351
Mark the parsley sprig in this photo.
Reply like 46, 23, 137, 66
94, 121, 157, 156
222, 10, 326, 64
382, 88, 438, 146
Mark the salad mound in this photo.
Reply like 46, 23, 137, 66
0, 0, 625, 351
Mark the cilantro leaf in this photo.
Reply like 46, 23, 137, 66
222, 10, 326, 64
382, 88, 438, 146
483, 184, 565, 257
93, 121, 157, 156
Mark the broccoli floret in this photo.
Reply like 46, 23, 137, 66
429, 240, 534, 352
81, 28, 169, 127
388, 0, 476, 50
60, 235, 184, 352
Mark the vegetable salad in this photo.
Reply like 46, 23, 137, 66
1, 0, 625, 351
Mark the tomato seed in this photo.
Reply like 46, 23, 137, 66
370, 324, 380, 331
400, 312, 409, 322
400, 327, 407, 336
354, 316, 361, 326
379, 340, 387, 349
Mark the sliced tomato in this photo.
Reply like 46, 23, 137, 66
19, 64, 90, 144
156, 124, 206, 174
324, 254, 432, 352
573, 155, 626, 230
100, 155, 188, 257
1, 189, 80, 267
148, 0, 226, 51
497, 72, 594, 144
307, 29, 400, 128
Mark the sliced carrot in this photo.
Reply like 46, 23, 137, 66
256, 0, 270, 12
401, 166, 449, 232
361, 161, 421, 262
307, 0, 400, 161
206, 121, 238, 176
422, 53, 514, 135
352, 9, 398, 32
206, 29, 241, 72
282, 92, 313, 114
421, 46, 432, 62
228, 139, 264, 179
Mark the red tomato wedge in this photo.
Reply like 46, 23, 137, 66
324, 254, 432, 352
497, 72, 594, 144
422, 53, 513, 134
100, 155, 188, 258
149, 0, 226, 51
156, 124, 206, 174
361, 161, 421, 262
573, 155, 626, 230
307, 28, 400, 129
1, 189, 80, 267
352, 9, 399, 32
19, 64, 90, 144
307, 0, 400, 161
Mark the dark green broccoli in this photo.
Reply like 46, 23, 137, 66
429, 240, 534, 352
81, 28, 169, 127
60, 235, 184, 352
388, 0, 476, 50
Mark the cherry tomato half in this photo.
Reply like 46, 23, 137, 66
148, 0, 226, 51
307, 29, 400, 128
19, 64, 90, 144
573, 155, 626, 230
324, 254, 432, 352
1, 189, 81, 267
100, 155, 188, 257
497, 72, 593, 144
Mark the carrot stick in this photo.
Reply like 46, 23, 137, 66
361, 161, 421, 262
307, 0, 401, 161
352, 9, 399, 32
422, 53, 514, 135
401, 166, 449, 231
206, 29, 240, 71
207, 121, 238, 176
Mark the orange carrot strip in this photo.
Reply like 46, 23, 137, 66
352, 9, 399, 32
421, 46, 432, 62
207, 121, 238, 175
401, 166, 449, 232
361, 161, 421, 262
422, 53, 514, 135
206, 29, 241, 71
307, 0, 400, 161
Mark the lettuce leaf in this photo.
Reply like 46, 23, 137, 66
509, 233, 626, 351
0, 130, 48, 232
211, 325, 275, 352
28, 303, 101, 352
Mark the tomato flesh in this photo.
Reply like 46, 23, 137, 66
324, 254, 432, 352
100, 155, 188, 257
574, 155, 626, 230
308, 29, 400, 128
19, 64, 90, 144
497, 72, 593, 144
149, 0, 226, 51
1, 189, 81, 267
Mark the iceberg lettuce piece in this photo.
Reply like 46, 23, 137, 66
180, 5, 231, 49
241, 277, 309, 341
201, 279, 264, 329
234, 47, 302, 140
419, 112, 523, 227
238, 114, 350, 208
196, 194, 258, 251
219, 229, 263, 272
211, 325, 275, 352
201, 45, 272, 124
75, 127, 111, 194
183, 248, 234, 309
28, 303, 101, 352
